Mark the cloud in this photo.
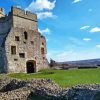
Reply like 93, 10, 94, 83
25, 0, 56, 19
96, 45, 100, 48
46, 38, 49, 42
80, 26, 100, 33
55, 50, 77, 61
89, 27, 100, 33
37, 12, 56, 19
69, 37, 84, 46
47, 49, 100, 62
72, 0, 82, 3
26, 0, 56, 11
16, 6, 21, 8
83, 38, 91, 42
80, 26, 90, 30
47, 50, 77, 62
39, 28, 51, 35
88, 9, 92, 12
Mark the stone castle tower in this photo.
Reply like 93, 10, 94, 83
0, 6, 49, 73
0, 8, 4, 18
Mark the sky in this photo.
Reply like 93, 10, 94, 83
1, 0, 100, 62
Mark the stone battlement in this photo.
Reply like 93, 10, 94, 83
0, 6, 37, 22
0, 6, 38, 33
0, 8, 4, 18
11, 6, 37, 22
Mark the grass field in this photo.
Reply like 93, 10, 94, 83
8, 68, 100, 87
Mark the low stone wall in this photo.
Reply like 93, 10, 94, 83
0, 78, 61, 100
0, 77, 100, 100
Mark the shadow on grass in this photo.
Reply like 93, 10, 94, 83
41, 71, 55, 75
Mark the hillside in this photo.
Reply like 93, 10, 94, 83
67, 58, 100, 66
50, 58, 100, 69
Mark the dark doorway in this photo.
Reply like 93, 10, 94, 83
26, 60, 36, 73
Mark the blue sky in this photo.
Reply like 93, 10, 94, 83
1, 0, 100, 61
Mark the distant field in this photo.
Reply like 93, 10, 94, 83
8, 68, 100, 87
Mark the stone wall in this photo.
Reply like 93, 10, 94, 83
0, 13, 4, 18
12, 7, 38, 30
0, 78, 100, 100
39, 35, 49, 70
0, 47, 7, 73
0, 13, 12, 34
0, 13, 12, 73
0, 8, 4, 18
5, 27, 48, 73
0, 6, 49, 73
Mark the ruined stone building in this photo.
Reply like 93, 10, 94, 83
0, 6, 49, 73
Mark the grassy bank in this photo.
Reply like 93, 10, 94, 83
8, 68, 100, 87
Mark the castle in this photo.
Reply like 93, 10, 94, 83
0, 6, 49, 73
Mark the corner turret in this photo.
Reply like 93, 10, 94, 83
0, 8, 5, 18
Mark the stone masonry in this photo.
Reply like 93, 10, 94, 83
0, 8, 4, 18
0, 6, 49, 73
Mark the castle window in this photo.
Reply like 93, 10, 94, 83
24, 31, 28, 40
19, 53, 25, 58
43, 57, 45, 60
23, 41, 26, 44
42, 42, 44, 45
31, 41, 34, 45
11, 46, 16, 55
14, 59, 18, 61
41, 48, 45, 54
15, 36, 20, 41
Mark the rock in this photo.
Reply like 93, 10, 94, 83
0, 79, 28, 92
0, 78, 62, 100
60, 84, 100, 100
0, 77, 100, 100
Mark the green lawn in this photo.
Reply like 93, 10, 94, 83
8, 68, 100, 87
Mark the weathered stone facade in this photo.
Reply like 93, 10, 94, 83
0, 6, 49, 73
0, 8, 4, 18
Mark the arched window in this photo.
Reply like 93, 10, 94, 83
24, 31, 28, 39
41, 47, 45, 54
